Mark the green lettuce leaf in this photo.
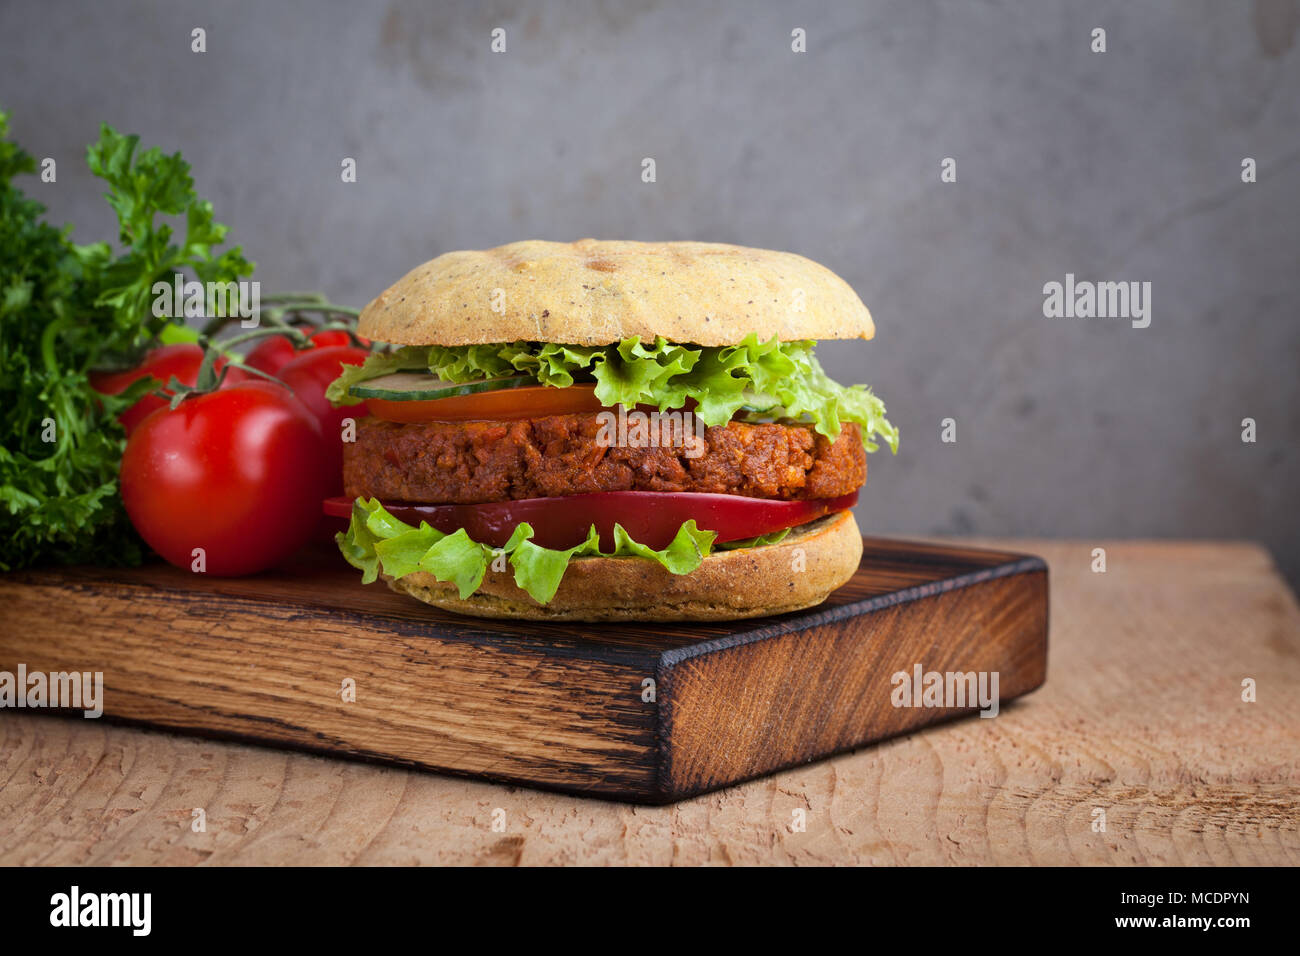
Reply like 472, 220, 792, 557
337, 498, 720, 606
610, 520, 713, 573
372, 523, 439, 579
509, 525, 602, 604
419, 528, 494, 598
336, 498, 383, 583
715, 528, 792, 551
325, 346, 429, 405
329, 334, 898, 451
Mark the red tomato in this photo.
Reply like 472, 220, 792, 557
90, 344, 249, 436
322, 490, 859, 551
277, 345, 370, 495
365, 383, 605, 423
121, 381, 329, 575
244, 329, 362, 376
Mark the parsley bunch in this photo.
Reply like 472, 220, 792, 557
0, 111, 253, 570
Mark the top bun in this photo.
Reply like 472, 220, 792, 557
357, 239, 874, 347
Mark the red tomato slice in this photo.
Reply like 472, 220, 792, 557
323, 490, 858, 551
366, 383, 606, 423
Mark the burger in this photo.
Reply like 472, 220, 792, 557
324, 239, 897, 621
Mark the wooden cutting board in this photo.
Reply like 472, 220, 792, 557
0, 539, 1047, 804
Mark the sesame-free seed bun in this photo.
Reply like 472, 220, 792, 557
383, 510, 864, 622
357, 239, 875, 347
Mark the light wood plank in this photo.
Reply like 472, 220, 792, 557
1, 539, 1297, 865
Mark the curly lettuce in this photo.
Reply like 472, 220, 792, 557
339, 497, 717, 606
715, 528, 791, 550
327, 334, 898, 452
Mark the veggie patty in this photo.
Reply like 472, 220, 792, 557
343, 415, 866, 504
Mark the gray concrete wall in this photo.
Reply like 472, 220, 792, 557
3, 0, 1298, 581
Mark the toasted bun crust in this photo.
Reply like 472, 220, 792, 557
358, 239, 874, 347
383, 511, 864, 622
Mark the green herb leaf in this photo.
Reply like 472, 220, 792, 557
0, 110, 255, 570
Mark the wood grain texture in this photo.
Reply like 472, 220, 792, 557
1, 539, 1297, 865
661, 568, 1046, 796
0, 537, 1045, 803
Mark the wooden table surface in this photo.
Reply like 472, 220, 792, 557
2, 538, 1298, 866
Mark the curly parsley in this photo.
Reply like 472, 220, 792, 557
0, 111, 253, 570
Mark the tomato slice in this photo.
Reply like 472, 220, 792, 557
323, 490, 858, 551
366, 383, 606, 423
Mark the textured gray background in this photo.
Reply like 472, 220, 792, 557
3, 0, 1298, 581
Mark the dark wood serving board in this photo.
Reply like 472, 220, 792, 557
0, 539, 1048, 804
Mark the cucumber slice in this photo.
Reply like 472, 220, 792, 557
349, 372, 536, 402
739, 390, 781, 413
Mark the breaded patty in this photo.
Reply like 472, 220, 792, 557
344, 414, 865, 504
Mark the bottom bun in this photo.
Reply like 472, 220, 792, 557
384, 510, 864, 622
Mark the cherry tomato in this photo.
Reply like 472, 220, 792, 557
121, 381, 329, 576
244, 329, 364, 376
322, 490, 859, 551
277, 345, 370, 495
90, 344, 249, 435
365, 383, 606, 423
